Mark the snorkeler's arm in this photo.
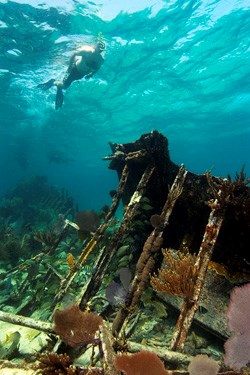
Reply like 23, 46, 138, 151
84, 55, 104, 79
67, 46, 90, 72
84, 65, 102, 79
85, 65, 103, 78
67, 51, 78, 72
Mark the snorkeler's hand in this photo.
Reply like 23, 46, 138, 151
85, 72, 94, 79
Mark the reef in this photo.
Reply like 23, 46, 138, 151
0, 130, 249, 374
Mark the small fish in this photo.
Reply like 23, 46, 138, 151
0, 331, 21, 360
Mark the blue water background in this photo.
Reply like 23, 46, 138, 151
0, 0, 249, 210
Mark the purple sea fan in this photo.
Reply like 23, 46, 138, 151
188, 354, 219, 375
106, 268, 132, 306
224, 282, 250, 370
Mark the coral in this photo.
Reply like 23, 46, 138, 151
225, 283, 250, 333
224, 283, 250, 370
150, 214, 164, 230
206, 166, 250, 212
0, 175, 76, 231
66, 252, 76, 271
35, 351, 81, 374
106, 267, 131, 306
34, 229, 59, 247
113, 350, 168, 375
75, 210, 100, 234
35, 352, 105, 374
35, 351, 104, 374
150, 249, 197, 298
188, 354, 219, 375
53, 304, 103, 347
0, 227, 30, 265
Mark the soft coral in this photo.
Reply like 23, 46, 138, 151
224, 283, 250, 370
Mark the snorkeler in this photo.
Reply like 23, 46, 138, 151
37, 41, 105, 110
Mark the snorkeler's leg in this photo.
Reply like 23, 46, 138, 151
54, 73, 75, 109
37, 79, 55, 90
55, 85, 64, 110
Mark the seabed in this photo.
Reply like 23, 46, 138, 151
0, 131, 249, 374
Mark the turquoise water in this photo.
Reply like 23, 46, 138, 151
0, 0, 249, 209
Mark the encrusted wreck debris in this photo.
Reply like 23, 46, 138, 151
105, 130, 249, 276
0, 130, 249, 374
105, 130, 250, 344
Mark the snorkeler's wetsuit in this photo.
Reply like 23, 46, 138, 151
62, 62, 85, 89
37, 62, 85, 109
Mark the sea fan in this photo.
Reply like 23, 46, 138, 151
224, 283, 250, 370
53, 304, 103, 347
188, 354, 219, 375
106, 268, 131, 306
114, 350, 167, 375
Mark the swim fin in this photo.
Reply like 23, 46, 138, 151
37, 78, 55, 91
55, 86, 64, 110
